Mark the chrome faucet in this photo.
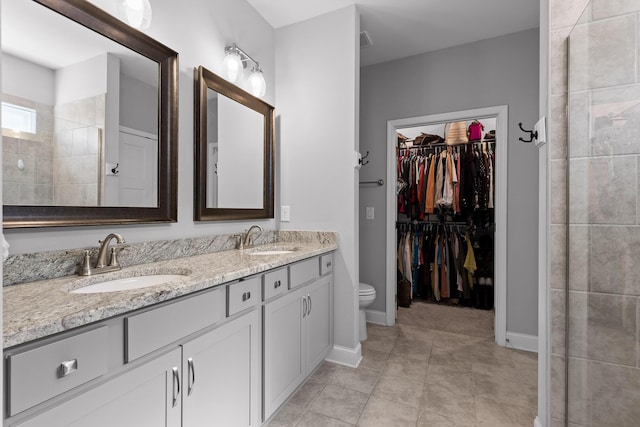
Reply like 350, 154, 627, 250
79, 233, 126, 276
243, 225, 263, 248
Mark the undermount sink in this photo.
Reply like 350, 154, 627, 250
69, 274, 188, 294
245, 246, 300, 256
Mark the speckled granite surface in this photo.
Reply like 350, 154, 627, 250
3, 231, 337, 349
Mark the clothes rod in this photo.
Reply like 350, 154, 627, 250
359, 179, 384, 186
401, 140, 495, 149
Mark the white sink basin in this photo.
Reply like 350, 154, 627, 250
245, 246, 300, 256
70, 274, 187, 294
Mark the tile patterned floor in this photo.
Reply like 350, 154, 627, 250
266, 303, 538, 427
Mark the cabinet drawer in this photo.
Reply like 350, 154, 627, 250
320, 254, 333, 276
263, 268, 288, 301
126, 288, 224, 362
228, 276, 260, 317
7, 326, 109, 416
290, 257, 320, 289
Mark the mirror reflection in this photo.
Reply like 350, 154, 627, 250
2, 0, 159, 208
206, 88, 264, 209
195, 66, 274, 221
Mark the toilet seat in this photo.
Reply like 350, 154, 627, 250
359, 283, 375, 296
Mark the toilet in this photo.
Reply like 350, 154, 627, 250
358, 282, 376, 341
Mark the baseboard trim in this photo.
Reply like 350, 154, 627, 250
505, 332, 538, 353
326, 343, 362, 368
534, 416, 543, 427
365, 309, 386, 326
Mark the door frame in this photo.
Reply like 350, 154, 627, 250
385, 105, 509, 346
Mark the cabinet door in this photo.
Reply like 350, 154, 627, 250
305, 276, 333, 372
182, 309, 261, 427
263, 287, 306, 420
14, 348, 182, 427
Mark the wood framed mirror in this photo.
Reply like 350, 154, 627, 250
194, 66, 274, 221
2, 0, 178, 228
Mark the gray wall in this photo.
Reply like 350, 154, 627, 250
359, 28, 540, 336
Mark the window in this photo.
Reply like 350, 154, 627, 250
2, 102, 37, 134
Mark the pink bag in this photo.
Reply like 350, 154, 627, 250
468, 120, 484, 141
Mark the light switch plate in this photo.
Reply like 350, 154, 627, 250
281, 205, 290, 222
366, 207, 374, 220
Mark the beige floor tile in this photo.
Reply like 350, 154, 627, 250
361, 333, 396, 354
417, 409, 477, 427
366, 323, 401, 340
391, 337, 432, 361
267, 402, 306, 427
471, 357, 537, 387
372, 371, 424, 408
396, 323, 437, 343
357, 395, 419, 427
383, 353, 429, 381
330, 365, 381, 394
422, 382, 476, 425
309, 361, 340, 383
428, 347, 473, 371
288, 379, 327, 409
473, 371, 537, 409
296, 410, 355, 427
359, 347, 390, 372
309, 384, 369, 425
425, 365, 475, 394
475, 396, 536, 427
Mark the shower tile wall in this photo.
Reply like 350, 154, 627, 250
550, 0, 640, 426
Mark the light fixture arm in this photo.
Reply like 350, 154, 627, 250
225, 43, 261, 71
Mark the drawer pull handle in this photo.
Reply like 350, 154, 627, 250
242, 291, 251, 302
187, 357, 196, 396
274, 280, 281, 289
58, 359, 78, 378
326, 261, 332, 268
172, 366, 180, 408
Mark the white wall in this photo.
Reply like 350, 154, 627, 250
4, 0, 276, 254
55, 53, 108, 104
1, 53, 54, 105
359, 29, 540, 336
119, 73, 157, 135
276, 6, 361, 360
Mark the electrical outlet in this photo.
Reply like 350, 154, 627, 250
366, 207, 374, 220
281, 205, 290, 222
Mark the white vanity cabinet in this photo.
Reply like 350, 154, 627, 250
182, 307, 261, 426
263, 255, 333, 420
11, 347, 182, 427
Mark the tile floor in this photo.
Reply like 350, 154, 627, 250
266, 303, 538, 427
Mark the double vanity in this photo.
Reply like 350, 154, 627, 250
3, 237, 337, 426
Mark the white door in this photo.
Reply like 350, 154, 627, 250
305, 277, 332, 372
182, 309, 260, 427
15, 348, 182, 427
118, 127, 157, 207
263, 288, 305, 420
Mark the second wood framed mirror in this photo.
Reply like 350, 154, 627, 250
194, 66, 274, 221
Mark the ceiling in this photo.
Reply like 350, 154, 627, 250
246, 0, 540, 67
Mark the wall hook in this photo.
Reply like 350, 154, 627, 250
111, 163, 119, 175
359, 151, 370, 166
518, 122, 538, 143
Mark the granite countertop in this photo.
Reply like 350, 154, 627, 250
3, 242, 337, 349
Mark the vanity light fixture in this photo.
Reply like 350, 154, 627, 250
116, 0, 152, 30
224, 43, 267, 98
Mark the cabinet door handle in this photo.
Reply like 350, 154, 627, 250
242, 291, 251, 302
58, 359, 78, 378
187, 357, 196, 396
274, 280, 281, 289
308, 294, 312, 316
326, 261, 332, 268
172, 366, 180, 408
302, 296, 308, 318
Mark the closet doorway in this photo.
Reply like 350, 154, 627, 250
385, 105, 508, 346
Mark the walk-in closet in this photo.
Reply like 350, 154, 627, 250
394, 115, 500, 332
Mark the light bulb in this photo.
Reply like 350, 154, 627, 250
223, 50, 244, 83
117, 0, 152, 30
248, 67, 266, 98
